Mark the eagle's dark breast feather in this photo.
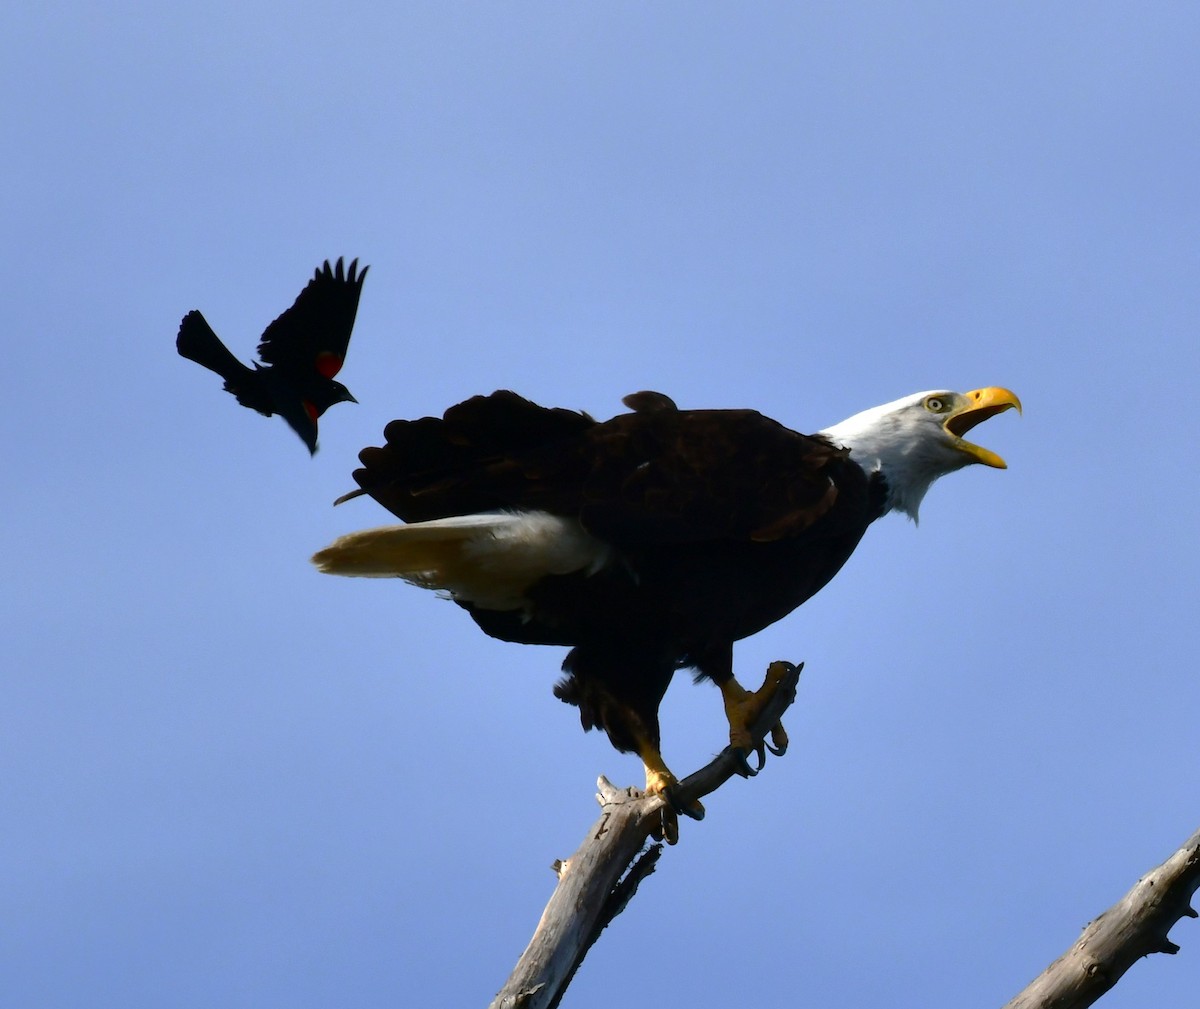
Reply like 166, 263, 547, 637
351, 390, 885, 755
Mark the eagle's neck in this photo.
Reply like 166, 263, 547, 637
837, 442, 931, 521
819, 406, 949, 522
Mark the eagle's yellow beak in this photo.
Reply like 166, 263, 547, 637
945, 387, 1022, 468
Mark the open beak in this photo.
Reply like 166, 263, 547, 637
944, 387, 1022, 468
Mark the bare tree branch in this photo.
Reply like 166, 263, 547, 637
488, 661, 802, 1009
487, 660, 1198, 1009
1002, 826, 1200, 1009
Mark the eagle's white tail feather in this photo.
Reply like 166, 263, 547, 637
311, 511, 610, 611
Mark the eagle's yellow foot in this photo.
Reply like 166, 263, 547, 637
643, 763, 679, 798
720, 665, 791, 774
640, 749, 704, 845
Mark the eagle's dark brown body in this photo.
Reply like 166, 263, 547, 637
346, 389, 887, 757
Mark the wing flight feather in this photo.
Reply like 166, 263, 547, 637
349, 390, 851, 545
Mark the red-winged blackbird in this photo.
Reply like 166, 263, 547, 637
176, 257, 368, 454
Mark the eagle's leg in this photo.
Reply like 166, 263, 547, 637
633, 732, 705, 836
719, 664, 791, 767
639, 745, 679, 798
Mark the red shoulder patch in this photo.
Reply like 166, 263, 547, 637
315, 352, 343, 379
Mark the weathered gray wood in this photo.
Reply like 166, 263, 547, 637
488, 661, 802, 1009
1002, 826, 1200, 1009
487, 661, 1198, 1009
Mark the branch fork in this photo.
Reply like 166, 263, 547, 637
489, 661, 803, 1009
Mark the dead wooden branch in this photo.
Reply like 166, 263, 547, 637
1001, 825, 1200, 1009
486, 656, 1198, 1009
488, 660, 802, 1009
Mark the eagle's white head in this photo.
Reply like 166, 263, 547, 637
819, 387, 1022, 520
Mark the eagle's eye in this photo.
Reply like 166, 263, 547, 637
924, 395, 951, 414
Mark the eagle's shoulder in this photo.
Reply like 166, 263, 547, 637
576, 397, 864, 544
349, 390, 871, 544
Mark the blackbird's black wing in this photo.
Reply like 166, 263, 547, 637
349, 390, 858, 545
256, 257, 368, 380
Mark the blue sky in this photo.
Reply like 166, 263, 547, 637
5, 4, 1199, 1007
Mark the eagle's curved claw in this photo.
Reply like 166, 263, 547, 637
731, 747, 760, 777
642, 758, 704, 841
664, 785, 706, 821
752, 742, 769, 770
650, 809, 678, 846
766, 721, 789, 756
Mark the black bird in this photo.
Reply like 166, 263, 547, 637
176, 257, 368, 454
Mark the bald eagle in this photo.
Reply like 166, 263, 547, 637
313, 386, 1019, 813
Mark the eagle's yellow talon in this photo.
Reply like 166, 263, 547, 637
721, 672, 790, 760
643, 765, 677, 798
639, 751, 703, 835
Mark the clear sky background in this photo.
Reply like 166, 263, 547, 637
5, 4, 1199, 1007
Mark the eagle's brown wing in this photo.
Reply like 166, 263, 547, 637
350, 389, 852, 545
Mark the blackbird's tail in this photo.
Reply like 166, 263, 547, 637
176, 310, 250, 383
